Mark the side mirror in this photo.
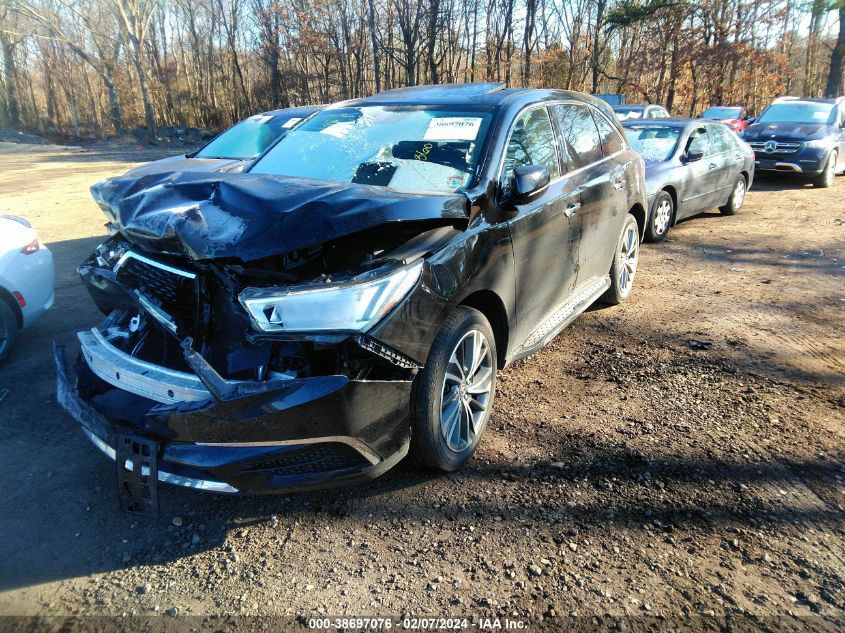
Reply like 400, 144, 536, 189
510, 164, 550, 202
746, 117, 756, 124
684, 149, 704, 163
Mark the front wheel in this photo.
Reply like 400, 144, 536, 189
602, 213, 640, 306
719, 174, 747, 215
813, 151, 837, 188
645, 191, 673, 242
410, 306, 497, 472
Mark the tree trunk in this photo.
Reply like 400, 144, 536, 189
128, 32, 156, 136
826, 3, 845, 98
0, 30, 20, 127
367, 0, 381, 92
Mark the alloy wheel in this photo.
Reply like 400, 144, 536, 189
618, 223, 639, 293
440, 329, 494, 452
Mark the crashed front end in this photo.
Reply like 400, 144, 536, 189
57, 172, 464, 508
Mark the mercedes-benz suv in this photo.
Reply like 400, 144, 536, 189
741, 97, 845, 187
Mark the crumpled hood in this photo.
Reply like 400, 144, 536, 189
742, 121, 830, 142
91, 171, 468, 262
123, 155, 248, 178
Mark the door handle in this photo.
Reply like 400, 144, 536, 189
708, 162, 718, 170
563, 200, 581, 218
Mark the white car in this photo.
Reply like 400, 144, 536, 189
0, 216, 54, 362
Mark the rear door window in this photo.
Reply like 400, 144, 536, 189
551, 104, 603, 168
710, 125, 736, 153
592, 110, 625, 156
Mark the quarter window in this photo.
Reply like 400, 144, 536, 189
551, 104, 603, 168
502, 107, 560, 188
593, 111, 625, 156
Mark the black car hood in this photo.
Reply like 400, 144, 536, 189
742, 121, 830, 141
123, 155, 248, 178
91, 171, 468, 262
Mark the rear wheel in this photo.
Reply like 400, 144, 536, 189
410, 306, 496, 472
602, 213, 640, 305
0, 300, 18, 364
813, 151, 837, 188
719, 174, 747, 215
645, 191, 673, 242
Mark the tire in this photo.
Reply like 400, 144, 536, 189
645, 191, 673, 243
719, 174, 747, 215
0, 299, 18, 364
602, 213, 640, 306
409, 306, 497, 472
813, 151, 837, 188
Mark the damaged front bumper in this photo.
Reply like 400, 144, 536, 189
55, 334, 412, 496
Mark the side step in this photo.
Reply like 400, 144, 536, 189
512, 275, 610, 362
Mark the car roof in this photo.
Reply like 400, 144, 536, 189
620, 118, 700, 129
330, 83, 605, 110
260, 105, 321, 119
769, 98, 838, 107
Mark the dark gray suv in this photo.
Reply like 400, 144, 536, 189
57, 83, 647, 512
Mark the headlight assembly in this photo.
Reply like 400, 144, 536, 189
804, 136, 837, 150
239, 260, 424, 333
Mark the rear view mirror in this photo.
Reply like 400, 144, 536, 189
685, 150, 704, 163
510, 165, 550, 202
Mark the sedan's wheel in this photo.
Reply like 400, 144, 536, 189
602, 213, 639, 305
813, 151, 837, 188
410, 306, 496, 471
719, 175, 747, 215
645, 191, 673, 242
0, 300, 18, 364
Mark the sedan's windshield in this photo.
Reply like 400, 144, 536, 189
196, 114, 300, 160
250, 106, 493, 193
702, 107, 741, 119
757, 103, 834, 125
624, 126, 681, 162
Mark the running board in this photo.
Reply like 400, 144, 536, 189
511, 275, 610, 362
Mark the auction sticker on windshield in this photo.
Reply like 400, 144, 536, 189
424, 117, 483, 141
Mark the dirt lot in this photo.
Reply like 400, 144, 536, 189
0, 145, 843, 629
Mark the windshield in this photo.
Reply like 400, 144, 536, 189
757, 103, 834, 125
250, 106, 493, 193
196, 114, 300, 160
702, 107, 741, 119
624, 126, 681, 162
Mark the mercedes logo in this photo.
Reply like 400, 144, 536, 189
763, 140, 778, 153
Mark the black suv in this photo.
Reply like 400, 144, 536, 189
56, 83, 647, 510
741, 97, 845, 187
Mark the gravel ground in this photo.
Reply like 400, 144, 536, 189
0, 148, 842, 631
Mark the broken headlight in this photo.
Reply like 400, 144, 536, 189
239, 260, 423, 333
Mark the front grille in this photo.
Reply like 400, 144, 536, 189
749, 141, 801, 156
115, 253, 199, 328
237, 443, 369, 476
